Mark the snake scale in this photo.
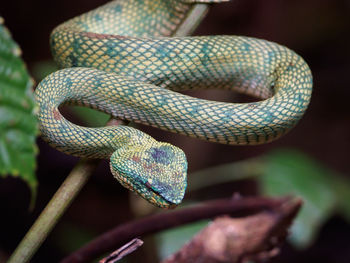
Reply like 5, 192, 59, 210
34, 0, 312, 208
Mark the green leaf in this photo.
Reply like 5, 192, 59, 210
0, 17, 38, 204
259, 149, 338, 248
327, 174, 350, 222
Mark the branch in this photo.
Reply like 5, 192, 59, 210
61, 196, 292, 263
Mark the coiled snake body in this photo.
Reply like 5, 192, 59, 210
35, 0, 312, 208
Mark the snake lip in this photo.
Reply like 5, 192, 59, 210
109, 161, 178, 209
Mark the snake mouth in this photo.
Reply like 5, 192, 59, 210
144, 181, 179, 209
110, 162, 178, 209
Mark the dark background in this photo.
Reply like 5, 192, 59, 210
0, 0, 350, 262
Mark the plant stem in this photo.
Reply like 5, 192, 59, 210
7, 158, 99, 263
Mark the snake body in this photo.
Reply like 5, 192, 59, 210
35, 0, 312, 208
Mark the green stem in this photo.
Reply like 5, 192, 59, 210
7, 158, 99, 263
174, 4, 209, 36
187, 158, 264, 192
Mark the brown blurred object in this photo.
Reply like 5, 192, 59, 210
162, 198, 301, 263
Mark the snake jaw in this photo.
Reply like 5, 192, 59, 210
109, 142, 187, 209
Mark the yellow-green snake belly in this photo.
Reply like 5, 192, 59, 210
34, 0, 313, 208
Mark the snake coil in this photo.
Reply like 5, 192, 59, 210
35, 0, 312, 208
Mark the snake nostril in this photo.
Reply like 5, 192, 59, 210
270, 80, 276, 94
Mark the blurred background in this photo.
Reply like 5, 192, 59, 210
0, 0, 350, 262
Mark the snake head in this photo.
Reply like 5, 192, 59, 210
110, 141, 187, 209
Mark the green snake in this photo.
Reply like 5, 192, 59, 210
34, 0, 312, 208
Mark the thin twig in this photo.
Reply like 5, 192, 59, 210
61, 196, 289, 263
99, 238, 144, 263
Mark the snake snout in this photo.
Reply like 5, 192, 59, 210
109, 142, 188, 208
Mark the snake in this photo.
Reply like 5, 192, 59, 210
34, 0, 312, 208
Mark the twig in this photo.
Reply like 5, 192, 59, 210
61, 196, 288, 263
99, 238, 144, 263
